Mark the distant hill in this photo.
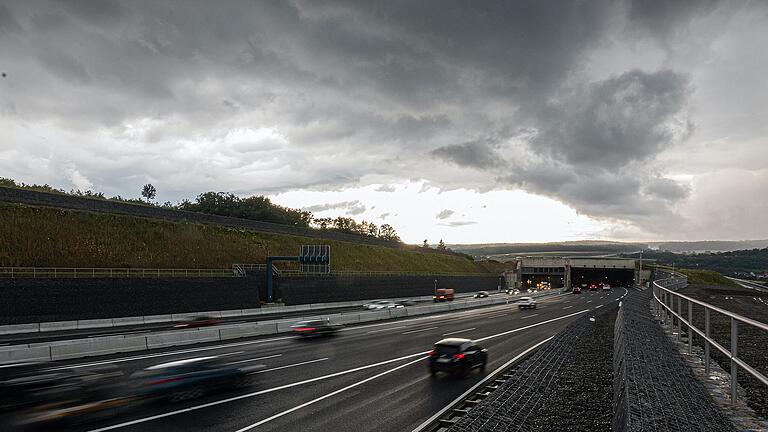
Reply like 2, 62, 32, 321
647, 240, 768, 252
642, 248, 768, 279
449, 241, 645, 257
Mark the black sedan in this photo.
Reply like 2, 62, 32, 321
428, 338, 488, 377
130, 356, 259, 403
291, 319, 343, 337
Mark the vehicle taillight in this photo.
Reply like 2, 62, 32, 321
294, 327, 316, 332
145, 377, 182, 386
427, 350, 435, 357
452, 353, 465, 360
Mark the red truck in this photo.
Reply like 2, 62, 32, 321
433, 288, 455, 302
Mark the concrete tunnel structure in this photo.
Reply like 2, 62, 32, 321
503, 257, 650, 290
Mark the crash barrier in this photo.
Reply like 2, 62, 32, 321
0, 291, 562, 364
0, 267, 236, 278
612, 296, 627, 432
652, 271, 768, 404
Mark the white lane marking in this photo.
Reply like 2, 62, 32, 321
401, 326, 438, 335
254, 358, 328, 374
367, 326, 406, 334
484, 313, 508, 319
442, 328, 476, 336
86, 351, 428, 432
595, 305, 604, 309
562, 306, 572, 310
235, 356, 427, 431
87, 308, 589, 431
50, 336, 293, 370
225, 354, 282, 365
586, 301, 592, 304
412, 336, 553, 432
520, 314, 539, 319
86, 330, 151, 338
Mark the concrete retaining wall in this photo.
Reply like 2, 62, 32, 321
0, 277, 261, 325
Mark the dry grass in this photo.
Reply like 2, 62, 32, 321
0, 203, 490, 273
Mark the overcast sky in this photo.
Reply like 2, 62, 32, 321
1, 0, 767, 244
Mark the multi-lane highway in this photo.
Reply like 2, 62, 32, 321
21, 289, 625, 432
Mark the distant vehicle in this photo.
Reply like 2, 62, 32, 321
602, 283, 612, 291
428, 338, 487, 377
131, 356, 258, 403
291, 318, 343, 337
588, 283, 598, 291
527, 288, 536, 293
366, 300, 404, 310
363, 300, 403, 310
572, 286, 582, 294
173, 315, 219, 329
473, 291, 489, 298
433, 288, 455, 302
505, 288, 520, 295
517, 297, 537, 309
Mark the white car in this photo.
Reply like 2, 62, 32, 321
517, 297, 537, 309
364, 300, 403, 310
602, 284, 612, 291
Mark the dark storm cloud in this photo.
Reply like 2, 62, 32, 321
643, 177, 691, 202
627, 0, 723, 37
431, 140, 501, 169
0, 0, 730, 235
532, 70, 692, 170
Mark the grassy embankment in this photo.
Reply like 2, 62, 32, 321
0, 203, 492, 273
655, 265, 739, 287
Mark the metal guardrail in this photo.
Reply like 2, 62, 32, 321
278, 270, 496, 277
0, 267, 236, 278
651, 271, 768, 404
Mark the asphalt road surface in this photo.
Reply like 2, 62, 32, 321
30, 289, 626, 432
0, 293, 504, 346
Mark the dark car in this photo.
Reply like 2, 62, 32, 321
0, 363, 131, 428
130, 356, 257, 403
473, 291, 489, 298
428, 338, 488, 377
173, 315, 219, 329
290, 319, 343, 337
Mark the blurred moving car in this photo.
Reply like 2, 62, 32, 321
473, 291, 489, 298
433, 288, 455, 302
602, 283, 612, 291
291, 318, 343, 337
517, 297, 537, 309
572, 286, 582, 294
131, 356, 258, 403
504, 288, 520, 295
173, 315, 219, 329
0, 363, 131, 428
428, 338, 487, 377
364, 300, 404, 310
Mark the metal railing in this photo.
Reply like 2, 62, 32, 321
277, 270, 496, 277
0, 267, 236, 278
651, 271, 768, 403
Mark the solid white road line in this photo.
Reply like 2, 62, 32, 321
225, 354, 283, 365
520, 314, 539, 319
234, 356, 428, 431
442, 328, 476, 336
562, 306, 572, 310
87, 308, 590, 431
367, 326, 406, 334
595, 305, 604, 309
51, 336, 294, 370
411, 336, 554, 432
402, 326, 439, 335
254, 358, 328, 374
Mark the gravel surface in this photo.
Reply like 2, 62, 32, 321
620, 289, 737, 432
679, 283, 768, 420
448, 305, 617, 432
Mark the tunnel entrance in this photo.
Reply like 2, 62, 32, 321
570, 267, 634, 289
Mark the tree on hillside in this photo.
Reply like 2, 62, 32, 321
177, 191, 313, 227
141, 184, 156, 202
423, 239, 429, 249
379, 224, 401, 242
437, 239, 446, 250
